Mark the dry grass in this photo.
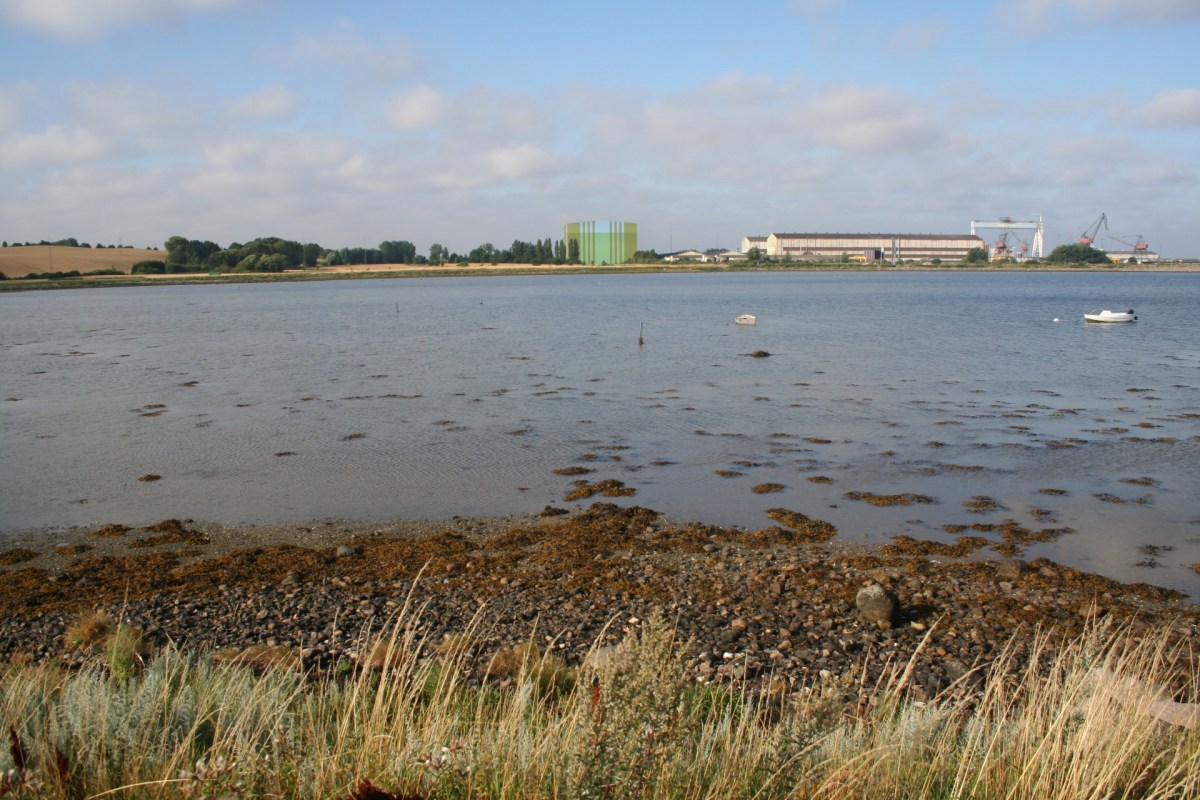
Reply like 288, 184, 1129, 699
63, 611, 115, 650
0, 245, 164, 278
1, 611, 1197, 799
212, 644, 304, 673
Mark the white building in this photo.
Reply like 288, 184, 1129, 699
740, 236, 768, 254
744, 232, 986, 262
1106, 250, 1160, 263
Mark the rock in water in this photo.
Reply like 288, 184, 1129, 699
855, 584, 897, 627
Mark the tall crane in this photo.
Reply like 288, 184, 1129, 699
992, 231, 1010, 257
1111, 234, 1149, 251
1078, 213, 1107, 246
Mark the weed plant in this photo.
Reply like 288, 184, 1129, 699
1, 611, 1196, 798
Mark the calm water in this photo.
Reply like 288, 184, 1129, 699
2, 272, 1198, 594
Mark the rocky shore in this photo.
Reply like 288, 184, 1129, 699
2, 503, 1197, 698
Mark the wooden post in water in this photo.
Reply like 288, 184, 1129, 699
638, 323, 644, 347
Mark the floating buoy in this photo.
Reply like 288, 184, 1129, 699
1053, 317, 1060, 323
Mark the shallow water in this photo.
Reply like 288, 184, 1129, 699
2, 271, 1198, 593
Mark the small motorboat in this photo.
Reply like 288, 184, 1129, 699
735, 314, 757, 325
1084, 309, 1137, 323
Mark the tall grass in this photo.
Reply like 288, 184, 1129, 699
1, 611, 1196, 798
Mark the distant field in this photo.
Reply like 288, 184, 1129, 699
0, 245, 166, 279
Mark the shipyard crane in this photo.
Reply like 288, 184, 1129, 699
1112, 234, 1149, 251
1015, 234, 1031, 258
992, 231, 1011, 257
1078, 213, 1108, 246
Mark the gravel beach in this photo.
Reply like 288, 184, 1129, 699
2, 502, 1197, 698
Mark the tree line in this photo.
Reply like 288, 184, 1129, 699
2, 238, 150, 250
136, 235, 606, 274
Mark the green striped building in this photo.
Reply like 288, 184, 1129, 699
563, 221, 637, 265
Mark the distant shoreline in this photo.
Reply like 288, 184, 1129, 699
3, 259, 1199, 292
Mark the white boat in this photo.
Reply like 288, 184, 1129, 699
735, 314, 757, 325
1084, 309, 1137, 323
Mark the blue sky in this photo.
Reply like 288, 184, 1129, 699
1, 0, 1198, 257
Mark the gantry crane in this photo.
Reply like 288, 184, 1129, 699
1078, 213, 1108, 246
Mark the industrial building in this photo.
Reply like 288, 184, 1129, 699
1105, 249, 1160, 263
742, 233, 986, 262
563, 221, 637, 265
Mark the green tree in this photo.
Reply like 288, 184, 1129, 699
469, 243, 498, 263
429, 243, 448, 263
379, 240, 416, 264
747, 247, 762, 262
963, 247, 988, 263
567, 239, 580, 264
1045, 243, 1110, 265
302, 242, 322, 267
131, 260, 166, 274
165, 236, 221, 266
164, 236, 190, 266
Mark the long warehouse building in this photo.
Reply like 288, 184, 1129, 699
743, 233, 985, 262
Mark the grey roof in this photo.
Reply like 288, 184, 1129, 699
771, 233, 984, 242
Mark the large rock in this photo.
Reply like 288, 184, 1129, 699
855, 584, 898, 627
995, 558, 1027, 581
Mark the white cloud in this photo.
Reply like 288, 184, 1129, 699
383, 85, 447, 130
1049, 134, 1141, 186
262, 20, 420, 85
484, 145, 561, 180
0, 0, 251, 39
788, 0, 849, 16
0, 124, 109, 168
199, 134, 349, 172
885, 19, 944, 55
1126, 159, 1195, 186
807, 84, 944, 154
1007, 0, 1200, 28
65, 80, 190, 137
0, 90, 22, 133
426, 143, 569, 191
227, 84, 300, 121
1141, 88, 1200, 128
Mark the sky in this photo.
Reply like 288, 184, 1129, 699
1, 0, 1198, 257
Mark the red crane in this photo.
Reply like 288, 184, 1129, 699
1079, 213, 1107, 246
1112, 234, 1149, 251
993, 231, 1010, 256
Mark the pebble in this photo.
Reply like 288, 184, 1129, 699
1, 507, 1194, 698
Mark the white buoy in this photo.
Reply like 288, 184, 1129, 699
1053, 317, 1060, 323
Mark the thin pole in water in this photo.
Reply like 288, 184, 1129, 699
638, 322, 644, 347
